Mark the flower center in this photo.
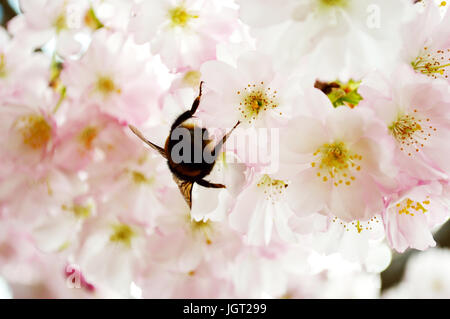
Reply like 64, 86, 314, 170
311, 141, 362, 186
190, 218, 214, 245
237, 82, 279, 124
332, 216, 380, 233
168, 6, 198, 28
84, 7, 104, 30
256, 175, 288, 203
53, 13, 67, 33
110, 223, 136, 247
0, 53, 6, 78
62, 204, 91, 219
319, 0, 348, 8
396, 198, 429, 216
388, 110, 436, 156
411, 47, 450, 80
78, 126, 98, 150
130, 170, 154, 185
183, 70, 201, 87
15, 115, 52, 150
96, 76, 121, 96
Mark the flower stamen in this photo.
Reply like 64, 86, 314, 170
318, 0, 349, 9
388, 111, 436, 156
256, 174, 288, 204
311, 141, 362, 187
190, 218, 214, 245
332, 216, 380, 233
396, 197, 430, 216
411, 47, 450, 80
78, 126, 98, 150
130, 170, 154, 185
110, 223, 136, 247
168, 6, 198, 28
62, 204, 92, 219
53, 13, 67, 33
96, 76, 121, 96
237, 82, 278, 124
15, 115, 52, 150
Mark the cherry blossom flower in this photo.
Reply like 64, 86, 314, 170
237, 0, 412, 79
53, 106, 135, 173
0, 93, 57, 168
198, 50, 302, 170
229, 172, 297, 246
128, 0, 238, 71
383, 181, 449, 252
402, 0, 450, 83
2, 0, 450, 300
137, 260, 235, 298
306, 252, 383, 298
0, 167, 86, 226
0, 28, 51, 103
73, 216, 147, 296
61, 30, 162, 125
230, 244, 312, 298
31, 196, 94, 253
280, 88, 397, 222
359, 66, 450, 181
90, 0, 133, 32
147, 188, 243, 273
9, 0, 93, 57
190, 151, 247, 222
86, 145, 170, 228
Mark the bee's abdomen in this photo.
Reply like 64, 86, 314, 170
165, 124, 217, 180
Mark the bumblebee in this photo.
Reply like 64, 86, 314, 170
129, 81, 240, 208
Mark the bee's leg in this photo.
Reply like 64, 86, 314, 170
212, 120, 240, 157
196, 179, 226, 189
170, 81, 204, 131
190, 80, 204, 115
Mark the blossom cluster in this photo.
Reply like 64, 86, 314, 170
0, 0, 449, 298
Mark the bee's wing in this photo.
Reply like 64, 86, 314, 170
172, 175, 193, 209
129, 125, 167, 159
